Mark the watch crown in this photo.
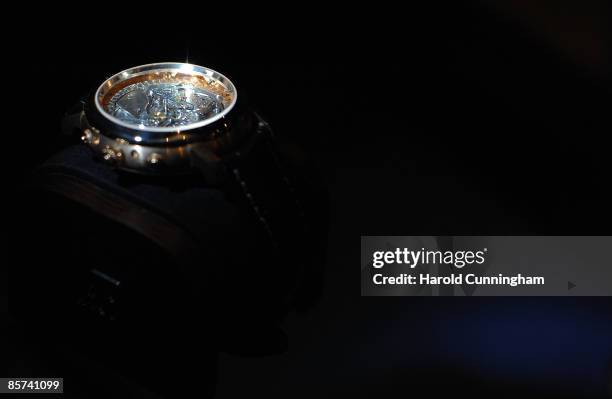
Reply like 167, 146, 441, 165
81, 128, 100, 145
80, 129, 90, 143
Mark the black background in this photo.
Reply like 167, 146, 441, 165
5, 1, 612, 398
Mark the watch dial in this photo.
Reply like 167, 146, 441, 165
107, 81, 225, 128
96, 64, 236, 131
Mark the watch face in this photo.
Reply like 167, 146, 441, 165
95, 63, 237, 132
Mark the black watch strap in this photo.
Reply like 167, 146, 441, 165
190, 113, 314, 312
228, 119, 307, 251
192, 114, 307, 252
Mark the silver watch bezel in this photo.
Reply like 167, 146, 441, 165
94, 62, 237, 135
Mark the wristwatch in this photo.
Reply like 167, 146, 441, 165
61, 62, 317, 251
32, 61, 327, 346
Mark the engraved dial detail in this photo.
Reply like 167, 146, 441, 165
107, 81, 225, 128
95, 63, 237, 134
